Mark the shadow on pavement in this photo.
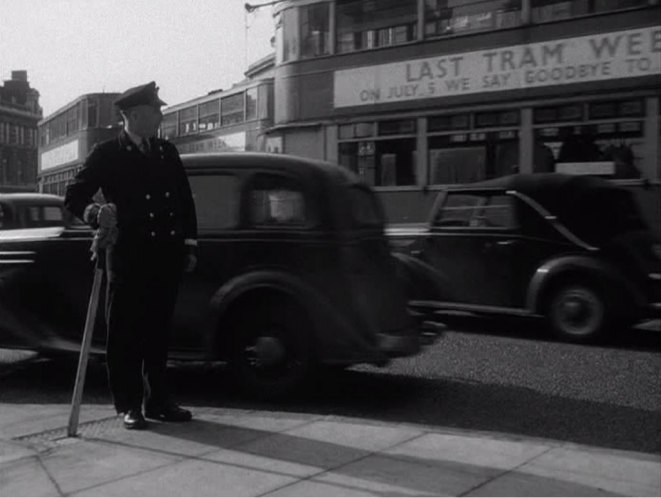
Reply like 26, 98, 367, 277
1, 355, 659, 454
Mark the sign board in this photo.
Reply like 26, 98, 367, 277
555, 161, 615, 175
334, 27, 661, 108
40, 140, 79, 171
176, 132, 246, 154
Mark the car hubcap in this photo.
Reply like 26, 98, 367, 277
245, 335, 287, 369
555, 288, 603, 336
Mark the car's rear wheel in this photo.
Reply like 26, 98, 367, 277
228, 299, 313, 400
546, 281, 608, 342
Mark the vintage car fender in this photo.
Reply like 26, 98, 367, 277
526, 254, 647, 314
390, 252, 455, 302
209, 269, 384, 364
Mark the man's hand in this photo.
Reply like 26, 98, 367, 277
184, 251, 197, 273
97, 203, 117, 229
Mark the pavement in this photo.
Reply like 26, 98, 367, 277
1, 402, 660, 497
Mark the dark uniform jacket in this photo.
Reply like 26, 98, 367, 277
65, 131, 197, 264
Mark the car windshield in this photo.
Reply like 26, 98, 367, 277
561, 188, 648, 244
347, 186, 384, 227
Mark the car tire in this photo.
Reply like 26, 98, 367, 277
228, 299, 313, 400
546, 281, 609, 342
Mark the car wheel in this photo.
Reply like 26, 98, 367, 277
229, 300, 313, 400
547, 282, 608, 342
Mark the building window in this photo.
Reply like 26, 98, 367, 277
246, 88, 258, 121
161, 113, 177, 140
198, 100, 220, 132
300, 2, 330, 58
424, 0, 522, 38
280, 7, 300, 62
531, 0, 649, 23
179, 106, 198, 135
336, 0, 417, 54
221, 93, 245, 126
428, 110, 521, 184
534, 99, 646, 179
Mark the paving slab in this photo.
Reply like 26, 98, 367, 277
39, 438, 182, 495
0, 456, 60, 497
265, 478, 388, 497
72, 456, 299, 497
384, 432, 552, 472
314, 453, 489, 496
465, 469, 622, 497
203, 446, 323, 478
0, 440, 35, 465
519, 447, 661, 497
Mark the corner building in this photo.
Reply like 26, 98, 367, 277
267, 0, 661, 226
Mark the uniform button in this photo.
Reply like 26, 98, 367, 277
149, 212, 154, 218
145, 194, 151, 200
150, 231, 156, 237
170, 230, 175, 236
170, 212, 174, 217
165, 192, 170, 198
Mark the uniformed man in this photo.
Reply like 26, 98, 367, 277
65, 81, 198, 430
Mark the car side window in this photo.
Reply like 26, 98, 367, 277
473, 195, 518, 229
248, 174, 310, 227
434, 194, 484, 227
189, 174, 240, 230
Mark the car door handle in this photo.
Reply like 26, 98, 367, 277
495, 240, 516, 247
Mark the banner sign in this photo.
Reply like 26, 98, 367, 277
334, 27, 661, 108
40, 140, 79, 171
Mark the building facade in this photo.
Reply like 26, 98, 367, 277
266, 0, 661, 226
0, 71, 42, 193
160, 55, 275, 155
38, 93, 121, 195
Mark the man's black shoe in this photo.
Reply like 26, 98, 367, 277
123, 409, 148, 430
145, 404, 192, 422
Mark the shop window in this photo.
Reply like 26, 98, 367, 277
300, 2, 330, 58
531, 0, 649, 23
533, 104, 583, 124
221, 93, 245, 126
160, 113, 177, 140
475, 110, 519, 128
428, 113, 470, 132
378, 119, 416, 135
189, 174, 240, 230
588, 99, 645, 119
429, 131, 519, 184
336, 0, 417, 54
245, 88, 258, 121
198, 100, 220, 132
424, 0, 522, 38
375, 139, 416, 186
339, 122, 374, 139
179, 106, 198, 135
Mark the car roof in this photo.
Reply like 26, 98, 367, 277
181, 152, 360, 185
0, 193, 64, 204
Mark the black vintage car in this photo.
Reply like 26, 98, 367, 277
0, 153, 440, 398
0, 193, 77, 231
389, 173, 661, 342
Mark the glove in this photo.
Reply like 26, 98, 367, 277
97, 203, 117, 229
183, 248, 197, 273
89, 203, 118, 260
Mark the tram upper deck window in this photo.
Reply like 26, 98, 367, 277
424, 0, 522, 38
179, 106, 198, 135
336, 0, 417, 54
531, 0, 651, 23
199, 100, 220, 131
221, 93, 245, 126
160, 113, 177, 140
